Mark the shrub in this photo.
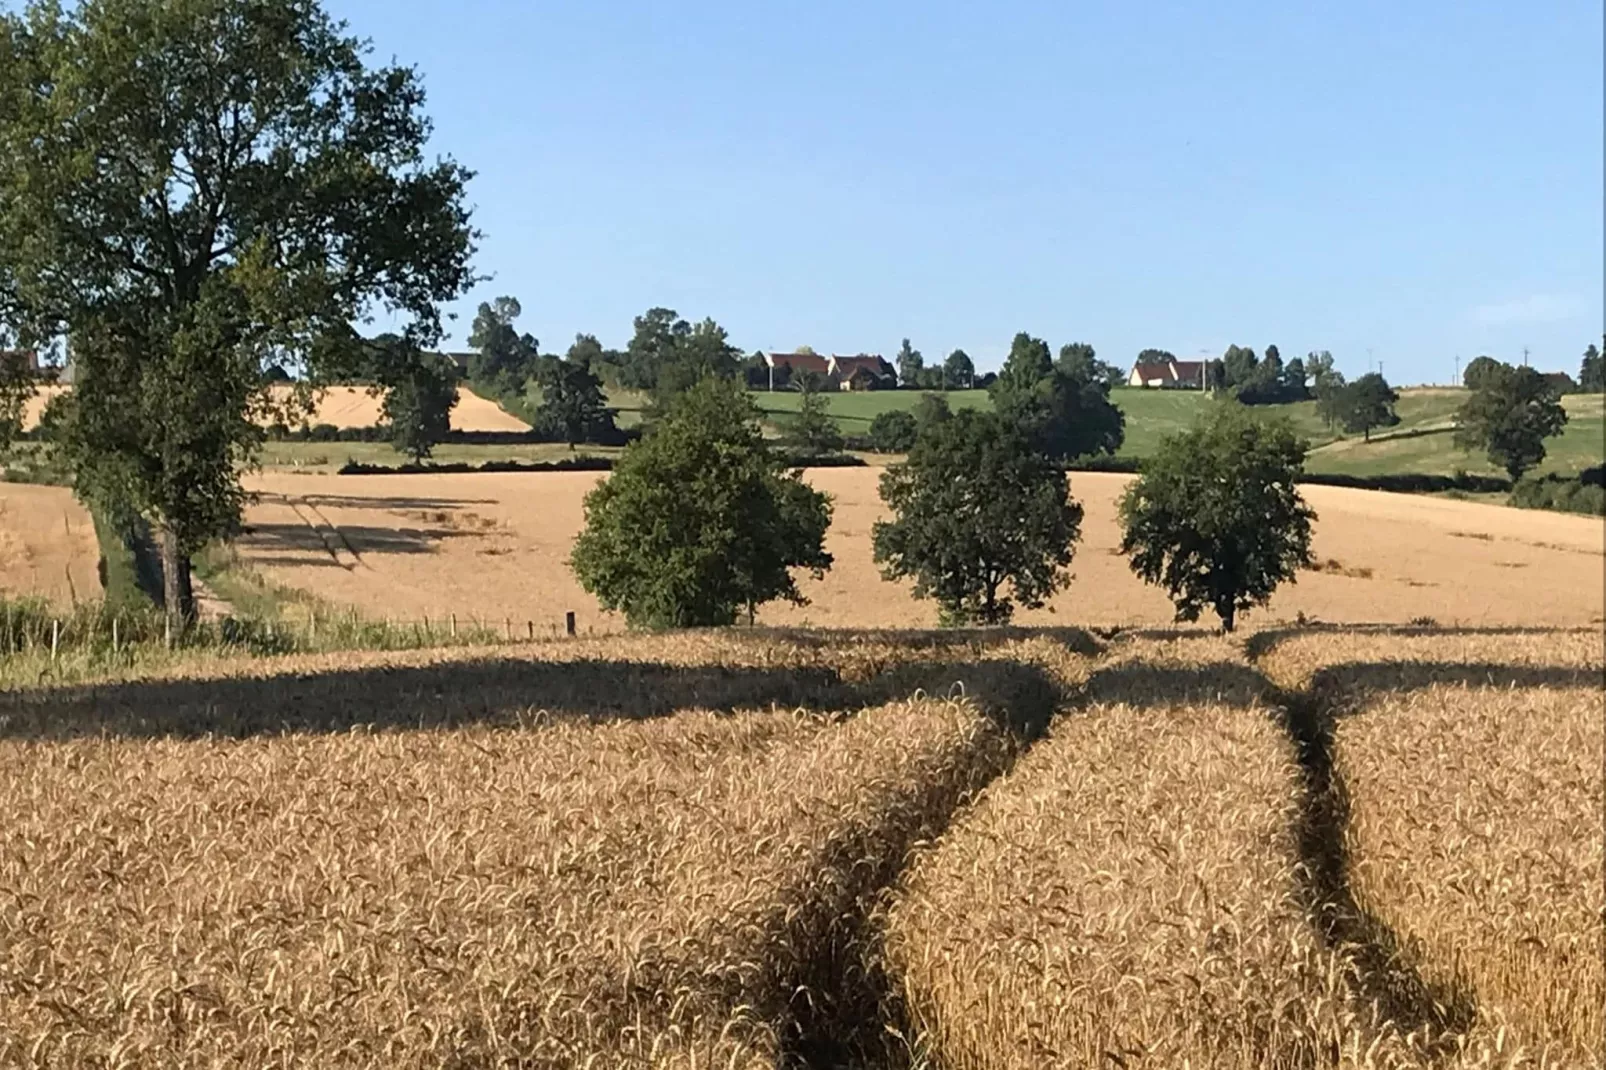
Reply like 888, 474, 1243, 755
867, 410, 919, 453
1509, 473, 1606, 516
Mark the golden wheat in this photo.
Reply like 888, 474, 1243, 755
0, 482, 98, 605
885, 635, 1424, 1069
236, 470, 1606, 633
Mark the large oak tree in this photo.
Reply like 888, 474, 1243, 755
0, 0, 478, 630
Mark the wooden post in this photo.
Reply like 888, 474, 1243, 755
526, 620, 534, 640
164, 614, 172, 650
112, 614, 119, 654
450, 613, 457, 639
504, 617, 511, 640
565, 611, 576, 637
50, 619, 58, 662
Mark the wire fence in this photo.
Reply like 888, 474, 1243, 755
0, 598, 609, 667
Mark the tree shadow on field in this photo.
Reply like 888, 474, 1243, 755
0, 650, 1068, 744
758, 625, 1103, 658
1081, 659, 1272, 709
1309, 661, 1602, 707
237, 521, 475, 563
252, 491, 499, 511
1243, 622, 1599, 662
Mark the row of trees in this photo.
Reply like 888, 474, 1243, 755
572, 378, 1315, 633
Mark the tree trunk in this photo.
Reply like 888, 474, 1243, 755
160, 527, 196, 637
1220, 605, 1236, 633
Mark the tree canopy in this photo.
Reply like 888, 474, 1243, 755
783, 376, 844, 457
1119, 405, 1315, 632
536, 355, 615, 448
467, 297, 541, 398
1336, 372, 1400, 441
379, 344, 459, 462
0, 0, 478, 628
990, 333, 1124, 464
570, 378, 832, 627
1454, 361, 1569, 481
896, 338, 924, 388
874, 409, 1082, 625
1462, 355, 1503, 391
1579, 342, 1603, 393
944, 348, 975, 389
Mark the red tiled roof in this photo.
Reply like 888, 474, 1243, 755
765, 352, 832, 376
1171, 360, 1205, 376
1131, 360, 1177, 382
832, 354, 890, 379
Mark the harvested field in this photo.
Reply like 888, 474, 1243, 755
19, 384, 528, 432
237, 469, 1605, 633
0, 481, 99, 605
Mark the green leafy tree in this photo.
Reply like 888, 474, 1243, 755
1221, 345, 1259, 390
913, 392, 953, 428
1579, 343, 1603, 392
1058, 341, 1124, 390
656, 317, 741, 403
1137, 348, 1176, 364
1281, 357, 1308, 398
1462, 355, 1503, 391
566, 332, 606, 369
467, 297, 540, 397
944, 348, 975, 389
896, 338, 924, 388
0, 0, 477, 631
0, 348, 33, 452
874, 409, 1082, 625
868, 409, 919, 452
1308, 352, 1346, 427
784, 376, 844, 456
537, 356, 615, 448
1338, 372, 1400, 441
570, 378, 832, 627
993, 366, 1124, 463
621, 307, 691, 392
995, 332, 1053, 394
1454, 363, 1569, 480
1119, 406, 1315, 632
380, 345, 459, 462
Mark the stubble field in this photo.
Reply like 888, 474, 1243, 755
0, 481, 99, 604
0, 624, 1597, 1068
236, 468, 1605, 633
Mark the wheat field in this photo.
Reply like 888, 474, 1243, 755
0, 482, 99, 604
19, 384, 528, 433
0, 626, 1598, 1067
237, 469, 1605, 633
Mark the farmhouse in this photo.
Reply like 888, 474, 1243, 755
1128, 357, 1207, 390
760, 351, 894, 391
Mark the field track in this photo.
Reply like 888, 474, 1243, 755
238, 469, 1605, 633
0, 626, 1596, 1067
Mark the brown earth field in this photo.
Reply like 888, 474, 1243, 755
0, 482, 99, 605
20, 384, 529, 433
1, 626, 1597, 1068
237, 468, 1605, 634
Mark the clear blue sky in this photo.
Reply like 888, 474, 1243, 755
331, 0, 1603, 383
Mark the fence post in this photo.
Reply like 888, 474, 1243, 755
526, 620, 534, 641
164, 615, 172, 650
112, 614, 119, 654
50, 619, 58, 662
450, 613, 457, 639
504, 617, 511, 640
565, 611, 576, 638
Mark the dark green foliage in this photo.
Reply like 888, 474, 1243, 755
1462, 355, 1503, 391
620, 307, 689, 391
1057, 342, 1125, 390
467, 297, 541, 398
784, 379, 844, 456
913, 392, 953, 429
992, 366, 1124, 463
1119, 405, 1315, 632
0, 0, 477, 631
1311, 352, 1348, 428
1336, 373, 1400, 440
536, 355, 615, 448
1509, 469, 1605, 516
873, 409, 1082, 626
1578, 343, 1603, 392
868, 409, 919, 453
380, 347, 459, 462
996, 333, 1053, 394
1137, 348, 1176, 364
895, 338, 924, 388
943, 349, 975, 389
1454, 362, 1568, 481
569, 378, 833, 628
1220, 345, 1259, 391
617, 308, 741, 409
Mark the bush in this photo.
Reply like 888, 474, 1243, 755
1509, 472, 1606, 516
868, 410, 919, 453
1295, 471, 1510, 494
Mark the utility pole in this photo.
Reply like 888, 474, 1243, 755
1522, 346, 1530, 367
1454, 354, 1460, 386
